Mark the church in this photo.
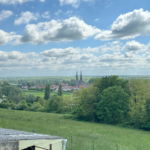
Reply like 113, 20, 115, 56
76, 70, 84, 86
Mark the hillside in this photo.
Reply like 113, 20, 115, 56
0, 108, 150, 150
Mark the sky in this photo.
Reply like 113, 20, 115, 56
0, 0, 150, 76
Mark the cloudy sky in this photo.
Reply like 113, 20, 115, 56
0, 0, 150, 76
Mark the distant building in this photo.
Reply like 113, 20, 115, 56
76, 70, 84, 86
0, 128, 67, 150
22, 86, 28, 90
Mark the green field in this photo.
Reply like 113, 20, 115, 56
24, 90, 73, 98
0, 109, 150, 150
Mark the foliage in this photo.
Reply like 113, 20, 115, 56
93, 75, 129, 94
0, 87, 2, 98
38, 98, 45, 106
68, 79, 76, 86
97, 86, 129, 124
88, 78, 99, 84
58, 84, 63, 96
2, 81, 10, 86
18, 100, 28, 110
47, 95, 63, 113
44, 84, 50, 100
128, 79, 150, 128
1, 85, 22, 103
72, 86, 100, 122
29, 102, 43, 111
2, 85, 22, 97
25, 94, 36, 103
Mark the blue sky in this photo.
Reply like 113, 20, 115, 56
0, 0, 150, 76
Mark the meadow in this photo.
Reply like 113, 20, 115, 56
24, 90, 73, 98
0, 108, 150, 150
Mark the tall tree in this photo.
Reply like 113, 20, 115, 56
72, 86, 100, 122
58, 84, 63, 96
44, 84, 50, 100
128, 79, 150, 128
0, 87, 2, 98
97, 86, 129, 124
93, 75, 129, 94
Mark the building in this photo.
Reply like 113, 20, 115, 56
76, 70, 84, 86
0, 128, 67, 150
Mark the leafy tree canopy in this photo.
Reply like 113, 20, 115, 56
97, 86, 129, 124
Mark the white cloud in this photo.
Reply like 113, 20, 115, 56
15, 17, 100, 44
123, 40, 147, 51
42, 11, 50, 19
1, 41, 150, 76
147, 42, 150, 49
0, 51, 38, 61
59, 0, 93, 8
41, 47, 80, 58
14, 11, 39, 25
0, 10, 13, 22
95, 18, 99, 21
95, 9, 150, 40
0, 30, 20, 45
66, 10, 73, 16
0, 0, 33, 4
55, 10, 62, 16
39, 0, 45, 2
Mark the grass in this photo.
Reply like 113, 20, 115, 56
0, 109, 150, 150
23, 90, 73, 98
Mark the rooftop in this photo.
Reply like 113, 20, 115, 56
0, 128, 63, 142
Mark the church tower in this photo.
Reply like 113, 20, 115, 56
76, 69, 83, 86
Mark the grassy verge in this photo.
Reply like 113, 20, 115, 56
0, 109, 150, 150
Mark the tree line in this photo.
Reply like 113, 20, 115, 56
1, 76, 150, 130
72, 76, 150, 130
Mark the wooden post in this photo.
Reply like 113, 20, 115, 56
50, 144, 52, 150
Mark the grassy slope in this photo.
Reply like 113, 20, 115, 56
0, 109, 150, 150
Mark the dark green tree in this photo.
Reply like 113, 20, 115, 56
44, 84, 50, 100
72, 86, 100, 122
0, 87, 2, 98
58, 84, 63, 96
88, 78, 99, 84
25, 94, 36, 103
97, 86, 129, 124
48, 95, 63, 113
93, 75, 129, 94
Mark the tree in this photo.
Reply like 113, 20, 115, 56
88, 78, 99, 84
0, 87, 2, 98
25, 94, 35, 103
44, 84, 50, 100
93, 75, 129, 94
72, 86, 100, 122
2, 85, 22, 97
18, 100, 28, 110
48, 95, 63, 113
2, 81, 9, 86
97, 86, 129, 124
58, 84, 63, 96
128, 79, 150, 128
